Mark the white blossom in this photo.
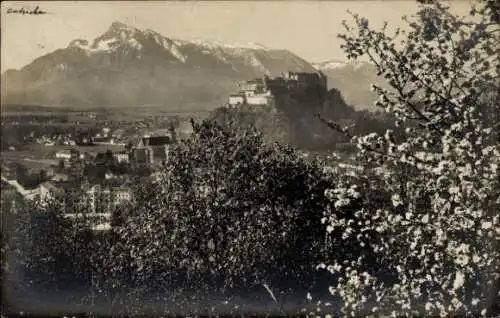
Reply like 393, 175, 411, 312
391, 194, 403, 207
421, 214, 429, 223
452, 271, 465, 291
319, 2, 500, 316
480, 221, 492, 230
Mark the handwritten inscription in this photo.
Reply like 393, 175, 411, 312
6, 6, 47, 15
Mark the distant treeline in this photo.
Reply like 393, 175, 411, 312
2, 114, 72, 122
1, 104, 92, 113
1, 104, 215, 116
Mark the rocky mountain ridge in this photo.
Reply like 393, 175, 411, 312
2, 22, 383, 111
1, 22, 316, 110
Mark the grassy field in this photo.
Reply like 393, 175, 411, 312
19, 159, 58, 171
1, 144, 126, 170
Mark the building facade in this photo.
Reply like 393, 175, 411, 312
133, 135, 174, 166
55, 149, 80, 160
114, 152, 130, 163
229, 94, 246, 105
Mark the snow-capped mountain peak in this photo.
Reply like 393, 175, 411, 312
181, 39, 270, 51
313, 59, 373, 71
69, 21, 144, 53
68, 22, 276, 63
313, 60, 348, 70
70, 22, 273, 53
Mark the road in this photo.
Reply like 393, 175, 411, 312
1, 175, 39, 201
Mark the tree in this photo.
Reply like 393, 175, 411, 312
107, 119, 333, 309
4, 193, 123, 315
7, 199, 81, 296
316, 1, 499, 316
125, 141, 134, 151
39, 169, 47, 182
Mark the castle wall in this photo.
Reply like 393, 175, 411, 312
246, 94, 272, 105
239, 80, 265, 93
229, 95, 245, 105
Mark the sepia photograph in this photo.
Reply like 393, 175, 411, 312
1, 0, 499, 316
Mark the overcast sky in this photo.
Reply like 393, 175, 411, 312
1, 1, 471, 71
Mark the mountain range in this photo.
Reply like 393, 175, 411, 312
1, 22, 382, 111
313, 59, 384, 111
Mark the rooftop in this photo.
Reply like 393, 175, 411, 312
51, 173, 70, 182
140, 136, 173, 147
57, 149, 79, 154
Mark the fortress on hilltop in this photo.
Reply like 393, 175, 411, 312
227, 71, 328, 110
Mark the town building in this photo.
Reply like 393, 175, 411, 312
81, 183, 133, 214
40, 166, 56, 179
112, 129, 125, 139
55, 149, 80, 161
38, 180, 133, 231
63, 140, 77, 146
132, 148, 150, 167
67, 160, 85, 178
76, 133, 94, 146
132, 135, 174, 166
114, 152, 130, 163
38, 180, 81, 205
113, 187, 133, 205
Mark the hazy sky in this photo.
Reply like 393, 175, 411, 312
1, 1, 472, 71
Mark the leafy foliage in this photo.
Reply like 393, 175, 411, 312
210, 105, 292, 144
3, 193, 124, 314
107, 120, 333, 303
